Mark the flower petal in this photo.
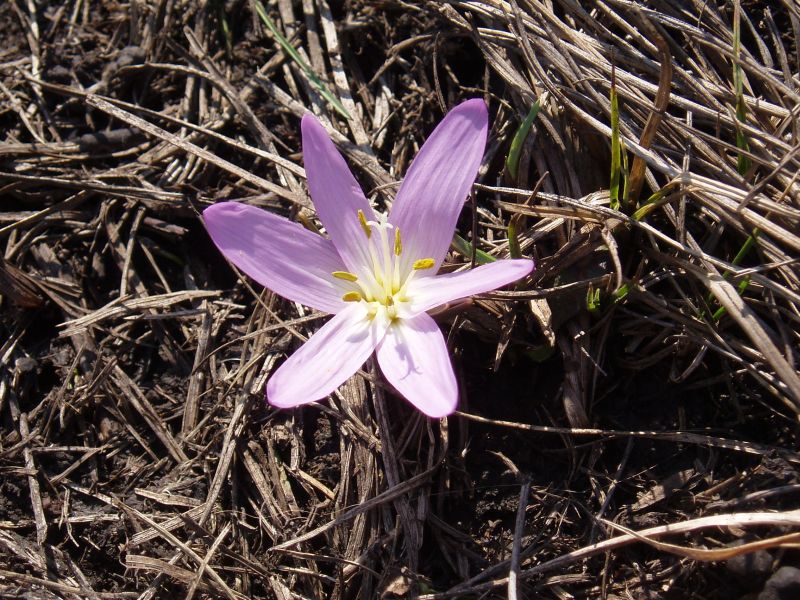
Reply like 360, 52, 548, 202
388, 99, 488, 272
376, 313, 457, 417
301, 114, 376, 274
408, 259, 534, 314
203, 202, 346, 314
267, 304, 389, 408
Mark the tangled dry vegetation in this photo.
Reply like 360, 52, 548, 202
1, 0, 799, 598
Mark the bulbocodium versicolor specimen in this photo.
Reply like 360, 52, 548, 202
204, 99, 533, 417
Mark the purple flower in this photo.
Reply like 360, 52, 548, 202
203, 99, 533, 417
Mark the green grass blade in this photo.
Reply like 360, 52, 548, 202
253, 1, 350, 120
620, 135, 629, 207
709, 5, 757, 321
631, 182, 677, 221
731, 227, 760, 267
732, 2, 751, 176
216, 0, 233, 56
609, 78, 622, 211
451, 234, 496, 264
712, 275, 752, 321
709, 227, 760, 320
586, 287, 602, 314
505, 97, 541, 179
507, 215, 523, 259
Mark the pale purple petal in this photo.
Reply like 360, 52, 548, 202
301, 115, 376, 274
388, 99, 488, 273
408, 259, 534, 314
203, 202, 347, 314
267, 304, 389, 408
376, 313, 457, 417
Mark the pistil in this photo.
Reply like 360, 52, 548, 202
333, 211, 438, 320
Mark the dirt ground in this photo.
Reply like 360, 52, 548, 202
1, 1, 799, 598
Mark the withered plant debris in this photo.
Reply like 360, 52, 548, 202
1, 1, 798, 598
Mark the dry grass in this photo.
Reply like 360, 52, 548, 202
0, 0, 798, 598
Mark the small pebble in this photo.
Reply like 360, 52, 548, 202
726, 548, 773, 580
15, 357, 37, 373
759, 566, 800, 600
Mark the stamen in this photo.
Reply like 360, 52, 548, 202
332, 271, 358, 282
342, 291, 362, 302
357, 210, 372, 238
413, 258, 436, 270
394, 227, 402, 256
391, 253, 401, 293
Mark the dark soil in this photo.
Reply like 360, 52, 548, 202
1, 1, 799, 599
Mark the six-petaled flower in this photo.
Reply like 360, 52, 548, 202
203, 99, 533, 417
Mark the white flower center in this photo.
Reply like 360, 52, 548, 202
331, 210, 434, 322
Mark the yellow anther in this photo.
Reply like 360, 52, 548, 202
332, 271, 358, 282
357, 210, 371, 238
412, 258, 435, 270
342, 291, 362, 302
394, 227, 402, 256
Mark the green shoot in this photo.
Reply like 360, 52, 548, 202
708, 5, 759, 321
613, 282, 630, 302
631, 182, 678, 221
507, 214, 523, 259
505, 97, 542, 179
253, 1, 350, 120
732, 2, 750, 177
451, 233, 495, 264
712, 227, 760, 320
216, 0, 233, 57
586, 287, 602, 314
609, 71, 628, 211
